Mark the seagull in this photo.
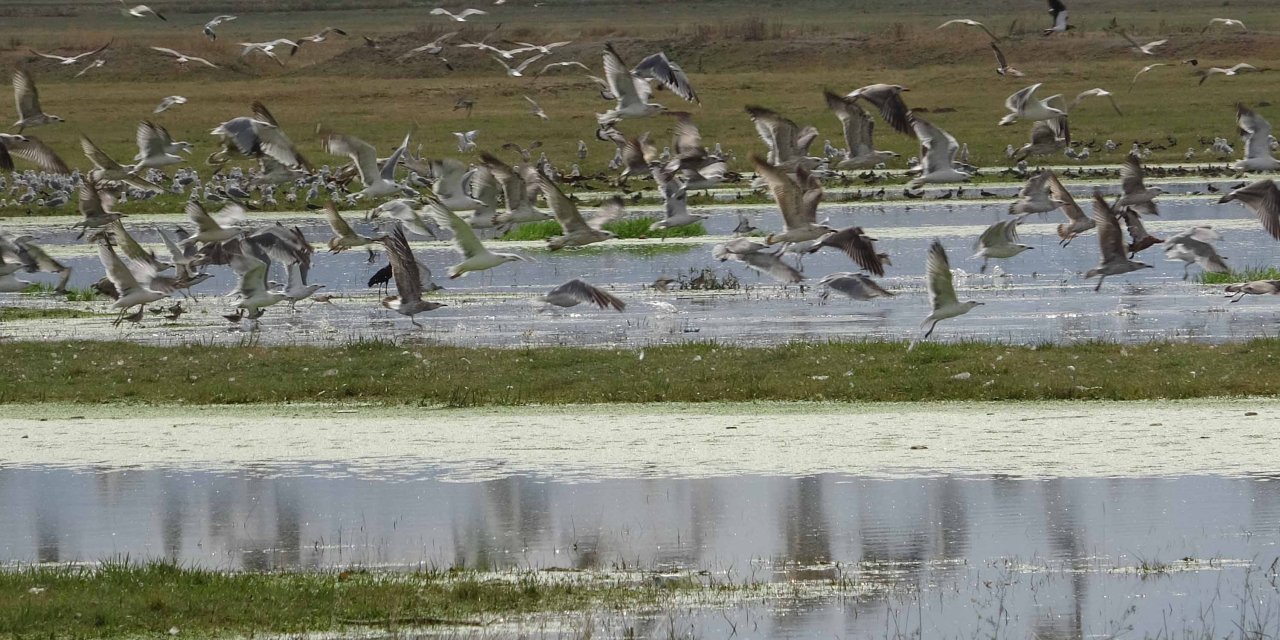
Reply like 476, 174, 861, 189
1121, 32, 1167, 56
747, 105, 820, 169
524, 95, 549, 119
0, 133, 69, 174
999, 83, 1066, 126
1218, 179, 1280, 240
153, 95, 187, 113
479, 151, 547, 224
453, 130, 479, 152
1233, 103, 1280, 171
711, 238, 803, 284
96, 239, 169, 326
81, 135, 163, 192
322, 202, 376, 252
1164, 227, 1229, 280
1069, 88, 1122, 115
804, 226, 890, 275
299, 27, 348, 44
1009, 170, 1061, 215
151, 47, 220, 69
28, 42, 111, 65
239, 40, 300, 66
428, 158, 484, 210
508, 40, 573, 56
823, 90, 899, 169
536, 60, 591, 77
368, 199, 440, 238
424, 201, 527, 278
911, 240, 983, 350
541, 279, 625, 311
119, 1, 165, 20
430, 7, 487, 21
1203, 18, 1247, 33
1012, 119, 1070, 162
398, 31, 457, 65
753, 155, 832, 245
460, 41, 537, 59
1117, 152, 1162, 215
74, 59, 106, 78
376, 225, 446, 326
203, 15, 236, 40
648, 168, 706, 231
907, 114, 971, 188
537, 173, 619, 250
230, 241, 287, 323
2, 234, 71, 293
72, 180, 125, 239
182, 201, 245, 246
1047, 172, 1094, 245
1085, 191, 1153, 291
134, 120, 187, 169
818, 272, 894, 301
1196, 63, 1261, 85
1225, 280, 1280, 303
845, 83, 912, 136
937, 18, 999, 42
1129, 63, 1168, 91
11, 69, 62, 133
490, 53, 546, 77
209, 101, 309, 169
990, 42, 1024, 77
322, 130, 411, 199
1044, 0, 1071, 35
973, 219, 1033, 273
597, 43, 696, 124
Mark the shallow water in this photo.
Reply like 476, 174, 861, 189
3, 403, 1280, 638
4, 196, 1280, 347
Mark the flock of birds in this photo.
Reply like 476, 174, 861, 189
4, 0, 1280, 348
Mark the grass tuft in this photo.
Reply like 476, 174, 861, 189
0, 307, 98, 322
1198, 266, 1280, 285
20, 283, 99, 301
500, 218, 706, 242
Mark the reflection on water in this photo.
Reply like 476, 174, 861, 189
4, 465, 1280, 636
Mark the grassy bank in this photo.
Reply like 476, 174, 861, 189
0, 562, 697, 638
3, 339, 1280, 406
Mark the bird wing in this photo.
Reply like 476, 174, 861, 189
379, 225, 423, 305
975, 219, 1020, 252
12, 69, 42, 119
1047, 172, 1086, 222
602, 43, 644, 107
80, 135, 120, 170
185, 201, 223, 234
323, 202, 360, 239
1005, 83, 1040, 113
322, 133, 379, 186
136, 120, 170, 159
738, 250, 804, 284
1237, 103, 1274, 161
512, 53, 547, 73
849, 84, 912, 136
229, 246, 268, 299
424, 201, 487, 259
632, 51, 698, 103
537, 171, 591, 234
824, 90, 874, 156
911, 114, 960, 174
97, 242, 141, 294
1120, 153, 1146, 193
752, 154, 812, 230
107, 219, 156, 267
666, 111, 704, 156
548, 279, 625, 311
1227, 180, 1280, 240
381, 131, 411, 181
925, 240, 958, 311
78, 180, 108, 219
824, 227, 884, 276
6, 135, 69, 174
990, 42, 1010, 68
1092, 192, 1127, 261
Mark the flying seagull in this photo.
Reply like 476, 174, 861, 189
1218, 179, 1280, 240
973, 219, 1033, 273
153, 95, 187, 113
430, 7, 487, 22
1085, 191, 1153, 291
12, 69, 62, 133
299, 27, 348, 44
823, 90, 899, 169
990, 42, 1023, 77
0, 133, 69, 174
907, 114, 970, 188
711, 238, 803, 284
845, 83, 912, 136
1164, 227, 1229, 280
999, 83, 1066, 126
1008, 170, 1061, 216
1196, 63, 1262, 85
1069, 88, 1122, 115
1117, 152, 1162, 216
1233, 103, 1280, 172
597, 43, 697, 124
537, 173, 619, 250
1044, 0, 1071, 35
1129, 63, 1168, 91
151, 47, 220, 69
541, 279, 625, 311
753, 154, 832, 245
804, 226, 890, 275
321, 202, 376, 253
376, 225, 446, 326
1203, 18, 1246, 33
1047, 172, 1095, 246
119, 1, 165, 20
524, 95, 549, 119
424, 201, 528, 277
937, 18, 999, 42
818, 272, 893, 301
1121, 32, 1167, 56
910, 240, 983, 350
322, 130, 412, 200
1225, 280, 1280, 303
203, 15, 236, 40
29, 42, 111, 65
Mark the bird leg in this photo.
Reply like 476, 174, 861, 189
922, 320, 939, 340
1094, 276, 1105, 292
410, 317, 422, 328
980, 259, 989, 274
1183, 264, 1190, 281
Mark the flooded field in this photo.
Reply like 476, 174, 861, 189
3, 402, 1279, 638
4, 190, 1280, 348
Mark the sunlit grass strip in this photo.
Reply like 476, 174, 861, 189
0, 561, 697, 638
0, 307, 99, 322
501, 217, 706, 242
4, 339, 1280, 406
20, 283, 99, 301
1198, 266, 1280, 285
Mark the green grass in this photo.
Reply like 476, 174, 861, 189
0, 306, 97, 322
500, 217, 706, 242
0, 561, 699, 638
499, 220, 563, 241
20, 283, 99, 301
1199, 266, 1280, 284
5, 339, 1280, 406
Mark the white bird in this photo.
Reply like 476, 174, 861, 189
1069, 88, 1122, 115
1164, 227, 1229, 280
429, 158, 484, 211
1117, 152, 1162, 215
238, 39, 299, 66
510, 40, 573, 56
153, 95, 187, 113
119, 1, 165, 20
937, 18, 999, 41
1197, 63, 1261, 85
747, 105, 820, 169
322, 202, 375, 253
182, 201, 245, 246
490, 53, 545, 77
1203, 18, 1247, 33
1085, 191, 1154, 291
1233, 103, 1280, 172
1008, 170, 1061, 216
209, 101, 308, 169
299, 27, 348, 44
134, 120, 187, 169
907, 114, 971, 188
823, 90, 898, 169
376, 225, 445, 326
753, 154, 832, 245
911, 240, 983, 350
648, 168, 706, 231
990, 42, 1024, 77
1218, 179, 1280, 241
536, 61, 591, 77
398, 31, 457, 66
596, 43, 669, 124
973, 219, 1033, 273
711, 238, 803, 284
0, 133, 68, 174
96, 240, 168, 325
230, 242, 286, 322
845, 84, 913, 136
999, 83, 1065, 126
28, 42, 111, 65
1129, 63, 1167, 91
12, 69, 63, 133
541, 279, 625, 311
151, 47, 220, 69
537, 173, 619, 250
322, 131, 411, 199
430, 7, 487, 21
1121, 32, 1167, 56
424, 201, 527, 278
453, 129, 479, 153
1225, 280, 1280, 303
1047, 172, 1094, 246
1044, 0, 1071, 35
818, 272, 894, 301
74, 59, 107, 78
80, 135, 162, 192
524, 95, 549, 120
479, 151, 547, 224
203, 15, 236, 40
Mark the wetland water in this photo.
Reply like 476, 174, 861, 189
5, 194, 1280, 347
3, 403, 1279, 638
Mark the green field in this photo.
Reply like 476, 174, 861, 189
0, 0, 1278, 216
